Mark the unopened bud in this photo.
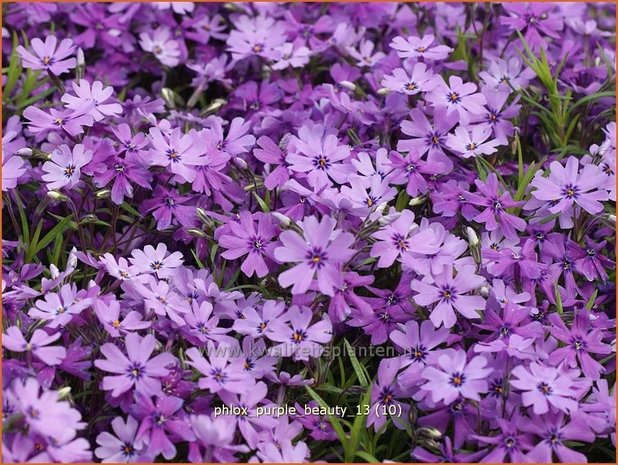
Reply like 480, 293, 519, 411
233, 157, 248, 170
377, 87, 390, 96
67, 247, 78, 270
408, 196, 425, 206
271, 211, 291, 228
50, 264, 60, 280
466, 227, 479, 247
57, 386, 72, 400
608, 214, 616, 223
187, 228, 207, 238
479, 285, 490, 297
47, 190, 68, 201
95, 189, 111, 199
417, 426, 443, 441
76, 48, 85, 67
16, 148, 32, 157
161, 88, 176, 109
378, 212, 401, 225
339, 80, 356, 91
80, 214, 98, 224
196, 207, 215, 229
375, 202, 388, 215
202, 98, 226, 115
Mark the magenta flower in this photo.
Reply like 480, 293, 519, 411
389, 33, 452, 61
426, 76, 487, 125
17, 35, 76, 75
274, 215, 354, 296
421, 350, 493, 404
61, 79, 123, 121
510, 362, 579, 414
381, 62, 434, 95
93, 151, 151, 205
41, 143, 92, 190
218, 212, 278, 278
530, 156, 609, 216
3, 326, 67, 366
94, 333, 175, 397
411, 265, 486, 328
267, 306, 333, 361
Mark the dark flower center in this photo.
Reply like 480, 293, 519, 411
537, 381, 553, 395
291, 329, 308, 344
450, 372, 465, 387
405, 81, 417, 91
307, 248, 327, 268
128, 362, 145, 380
448, 92, 461, 103
64, 164, 76, 178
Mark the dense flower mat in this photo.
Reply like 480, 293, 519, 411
1, 2, 616, 463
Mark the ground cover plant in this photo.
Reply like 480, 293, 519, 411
1, 2, 616, 463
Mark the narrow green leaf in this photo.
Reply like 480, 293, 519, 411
348, 385, 372, 462
344, 339, 369, 387
585, 290, 598, 311
305, 386, 348, 451
554, 284, 563, 314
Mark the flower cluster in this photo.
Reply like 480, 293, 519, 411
2, 2, 616, 463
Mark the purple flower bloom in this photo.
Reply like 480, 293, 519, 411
94, 333, 175, 397
510, 362, 579, 414
381, 62, 434, 95
95, 415, 150, 463
3, 326, 66, 365
367, 358, 410, 431
445, 125, 500, 158
501, 4, 563, 50
426, 76, 487, 125
412, 265, 486, 328
61, 79, 123, 121
186, 343, 249, 394
388, 149, 447, 196
267, 305, 332, 361
139, 28, 180, 66
129, 243, 184, 279
41, 143, 93, 190
17, 35, 76, 75
28, 283, 92, 328
23, 105, 94, 137
218, 212, 278, 278
274, 215, 354, 296
389, 33, 452, 61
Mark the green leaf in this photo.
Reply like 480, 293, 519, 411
344, 339, 369, 387
119, 201, 142, 218
191, 249, 205, 269
569, 91, 616, 113
554, 284, 564, 314
252, 192, 270, 212
349, 385, 372, 462
585, 289, 598, 311
3, 32, 22, 100
395, 189, 409, 212
356, 451, 380, 463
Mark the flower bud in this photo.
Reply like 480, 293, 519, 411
16, 148, 32, 157
377, 87, 390, 96
47, 190, 68, 202
339, 80, 356, 91
608, 214, 616, 223
187, 228, 207, 238
408, 196, 425, 206
378, 212, 401, 225
466, 227, 479, 247
233, 157, 248, 170
57, 386, 72, 400
271, 212, 291, 228
50, 264, 60, 280
76, 48, 85, 67
202, 98, 226, 115
479, 285, 490, 297
95, 189, 111, 199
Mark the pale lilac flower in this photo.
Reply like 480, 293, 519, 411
445, 125, 500, 158
129, 243, 184, 279
274, 215, 355, 296
421, 350, 493, 404
17, 35, 76, 75
185, 343, 249, 394
411, 265, 486, 328
381, 62, 434, 95
268, 306, 333, 361
346, 39, 385, 67
28, 283, 92, 328
95, 416, 149, 463
479, 57, 535, 91
148, 127, 208, 183
41, 143, 93, 190
389, 33, 452, 61
94, 333, 175, 397
23, 104, 94, 137
271, 43, 311, 70
3, 326, 67, 365
139, 28, 180, 66
510, 362, 579, 414
2, 150, 26, 191
426, 76, 487, 125
61, 79, 122, 121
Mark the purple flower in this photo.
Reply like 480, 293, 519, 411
139, 27, 180, 66
2, 151, 27, 191
3, 326, 66, 366
23, 105, 94, 138
412, 265, 486, 328
28, 283, 92, 328
185, 343, 249, 394
501, 4, 563, 50
426, 76, 487, 125
141, 185, 197, 230
274, 215, 354, 296
510, 362, 579, 414
367, 358, 410, 431
233, 299, 286, 338
95, 415, 150, 462
267, 305, 332, 361
287, 123, 352, 189
521, 412, 594, 462
41, 144, 93, 190
149, 127, 208, 183
530, 156, 609, 216
129, 243, 184, 279
479, 57, 535, 91
547, 311, 612, 379
94, 333, 175, 397
464, 173, 526, 240
218, 212, 278, 278
294, 400, 338, 441
445, 125, 500, 158
381, 62, 434, 95
387, 149, 447, 196
389, 33, 452, 61
370, 209, 419, 268
421, 350, 493, 404
253, 135, 290, 190
94, 298, 150, 338
61, 79, 123, 121
17, 35, 76, 75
